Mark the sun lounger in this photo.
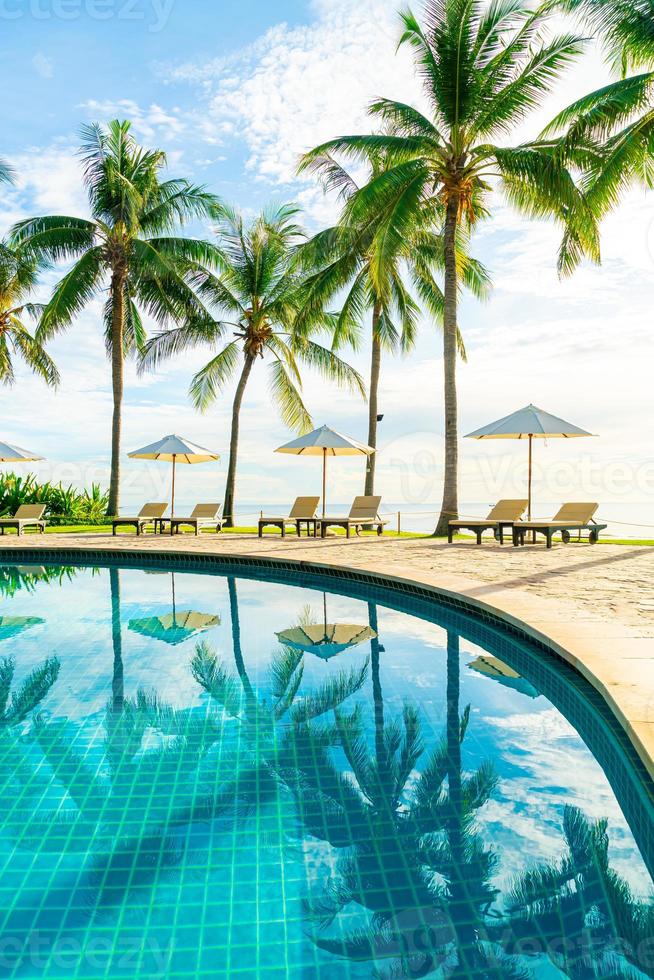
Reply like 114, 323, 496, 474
258, 497, 320, 538
448, 499, 528, 544
513, 503, 607, 548
318, 496, 387, 538
112, 502, 168, 536
0, 504, 47, 536
168, 504, 224, 536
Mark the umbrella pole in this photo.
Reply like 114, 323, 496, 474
528, 434, 536, 543
527, 434, 532, 520
171, 456, 176, 535
322, 448, 327, 518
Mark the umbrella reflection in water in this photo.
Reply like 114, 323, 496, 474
128, 572, 220, 646
0, 616, 45, 642
467, 655, 539, 699
276, 593, 377, 661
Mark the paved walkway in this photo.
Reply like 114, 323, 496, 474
2, 532, 653, 778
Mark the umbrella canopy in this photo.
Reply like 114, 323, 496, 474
466, 404, 594, 441
0, 441, 43, 463
465, 404, 595, 519
128, 571, 220, 645
467, 655, 539, 699
129, 610, 220, 646
277, 622, 376, 661
128, 434, 220, 523
275, 425, 374, 516
0, 616, 45, 642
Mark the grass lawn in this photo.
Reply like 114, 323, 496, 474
0, 525, 650, 545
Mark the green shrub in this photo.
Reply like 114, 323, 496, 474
0, 472, 109, 521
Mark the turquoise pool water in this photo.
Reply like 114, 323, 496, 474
0, 560, 653, 979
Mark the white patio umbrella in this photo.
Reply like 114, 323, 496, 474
128, 434, 220, 523
275, 424, 374, 517
0, 441, 43, 463
465, 404, 595, 520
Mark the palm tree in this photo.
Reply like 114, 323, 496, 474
297, 626, 505, 979
304, 0, 599, 535
141, 203, 365, 526
11, 120, 222, 515
0, 243, 59, 387
191, 579, 369, 746
540, 0, 654, 267
298, 151, 490, 497
501, 804, 654, 978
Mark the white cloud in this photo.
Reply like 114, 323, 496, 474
478, 708, 653, 897
159, 0, 419, 195
80, 99, 187, 145
32, 53, 54, 79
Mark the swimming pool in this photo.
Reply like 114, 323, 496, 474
0, 558, 652, 979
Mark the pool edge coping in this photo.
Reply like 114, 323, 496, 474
2, 540, 653, 785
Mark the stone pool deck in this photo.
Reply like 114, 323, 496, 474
1, 532, 653, 780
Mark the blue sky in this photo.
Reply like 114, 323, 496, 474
3, 0, 654, 528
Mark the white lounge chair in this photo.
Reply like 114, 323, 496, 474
0, 504, 47, 536
318, 496, 387, 538
168, 504, 224, 535
513, 503, 607, 548
112, 502, 168, 536
448, 499, 528, 544
258, 497, 320, 537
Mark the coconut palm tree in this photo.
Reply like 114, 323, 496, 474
0, 243, 59, 387
191, 578, 369, 747
298, 151, 490, 497
304, 0, 600, 535
500, 804, 654, 978
140, 204, 365, 526
11, 120, 222, 515
297, 627, 508, 979
541, 0, 654, 265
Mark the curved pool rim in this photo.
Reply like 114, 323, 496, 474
4, 544, 654, 878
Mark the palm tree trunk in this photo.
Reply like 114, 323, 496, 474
434, 196, 460, 536
107, 269, 127, 517
368, 602, 385, 765
223, 352, 255, 528
228, 575, 256, 709
109, 567, 124, 712
445, 629, 473, 972
364, 304, 382, 497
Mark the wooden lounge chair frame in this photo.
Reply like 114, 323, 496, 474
318, 496, 387, 538
168, 504, 224, 536
512, 503, 607, 549
258, 497, 320, 538
447, 499, 528, 545
0, 504, 47, 536
112, 502, 168, 536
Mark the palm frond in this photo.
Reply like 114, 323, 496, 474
292, 337, 367, 399
289, 661, 369, 724
267, 358, 313, 433
37, 247, 104, 340
7, 320, 61, 386
10, 216, 97, 261
189, 341, 241, 412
